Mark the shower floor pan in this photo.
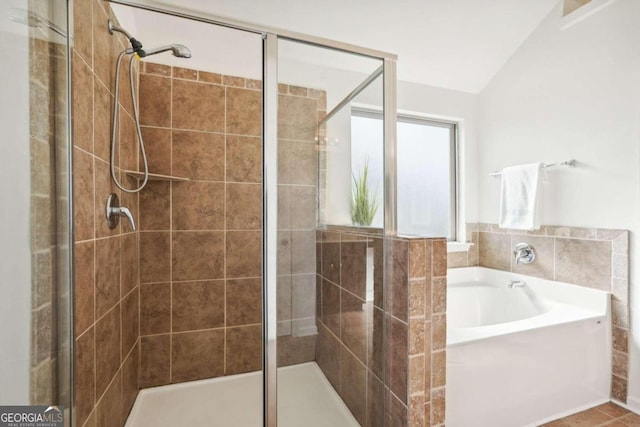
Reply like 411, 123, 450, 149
125, 362, 359, 427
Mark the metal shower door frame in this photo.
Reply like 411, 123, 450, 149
262, 33, 278, 427
103, 3, 398, 426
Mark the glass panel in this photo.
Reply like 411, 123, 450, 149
349, 111, 384, 228
276, 38, 385, 426
0, 0, 71, 422
351, 113, 455, 238
73, 4, 264, 426
321, 78, 384, 230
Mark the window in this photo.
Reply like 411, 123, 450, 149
351, 110, 457, 239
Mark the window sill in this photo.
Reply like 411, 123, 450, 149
447, 241, 474, 253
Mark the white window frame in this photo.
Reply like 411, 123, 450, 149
351, 108, 459, 240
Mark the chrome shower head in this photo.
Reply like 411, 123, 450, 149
141, 44, 192, 59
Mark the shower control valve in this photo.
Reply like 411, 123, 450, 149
513, 243, 535, 265
106, 193, 136, 231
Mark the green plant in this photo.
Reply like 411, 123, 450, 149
351, 159, 379, 226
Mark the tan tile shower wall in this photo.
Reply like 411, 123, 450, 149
450, 223, 630, 403
72, 1, 141, 426
137, 62, 263, 387
316, 229, 447, 426
136, 65, 326, 385
316, 230, 385, 426
277, 83, 326, 366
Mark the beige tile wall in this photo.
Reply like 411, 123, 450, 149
449, 223, 630, 403
277, 83, 326, 366
72, 1, 141, 426
137, 65, 326, 385
445, 223, 479, 269
406, 238, 447, 427
137, 63, 263, 387
316, 228, 447, 426
316, 230, 377, 425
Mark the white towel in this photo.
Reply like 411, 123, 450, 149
499, 162, 545, 230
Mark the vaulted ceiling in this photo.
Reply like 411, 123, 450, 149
115, 0, 560, 93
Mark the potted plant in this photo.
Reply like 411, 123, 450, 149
351, 159, 379, 226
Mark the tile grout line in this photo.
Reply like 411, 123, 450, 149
117, 51, 126, 411
223, 79, 228, 375
430, 239, 435, 420
553, 235, 557, 281
135, 54, 142, 398
168, 66, 174, 384
89, 17, 99, 410
422, 240, 428, 416
139, 323, 261, 339
405, 241, 413, 408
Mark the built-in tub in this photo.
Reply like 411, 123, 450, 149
446, 267, 611, 427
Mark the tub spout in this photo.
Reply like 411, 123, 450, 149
508, 280, 526, 288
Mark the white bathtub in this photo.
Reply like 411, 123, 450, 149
446, 267, 611, 427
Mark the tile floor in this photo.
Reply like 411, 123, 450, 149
542, 402, 640, 426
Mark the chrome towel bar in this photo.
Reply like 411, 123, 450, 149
489, 159, 576, 177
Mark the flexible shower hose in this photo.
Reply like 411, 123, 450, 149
110, 49, 149, 193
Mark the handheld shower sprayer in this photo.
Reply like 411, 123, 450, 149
142, 45, 192, 59
108, 21, 191, 59
108, 20, 191, 193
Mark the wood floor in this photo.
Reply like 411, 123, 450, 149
542, 402, 640, 427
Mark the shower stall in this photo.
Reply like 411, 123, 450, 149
101, 4, 399, 424
1, 0, 447, 426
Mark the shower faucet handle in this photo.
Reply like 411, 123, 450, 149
513, 243, 535, 264
105, 193, 136, 231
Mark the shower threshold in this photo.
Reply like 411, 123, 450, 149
125, 361, 360, 427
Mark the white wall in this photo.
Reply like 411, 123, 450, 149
476, 0, 640, 411
0, 0, 34, 404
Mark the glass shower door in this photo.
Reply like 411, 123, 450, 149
0, 0, 72, 424
272, 37, 390, 426
80, 3, 267, 426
